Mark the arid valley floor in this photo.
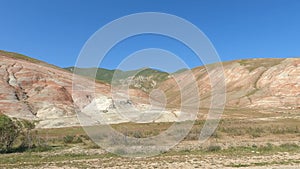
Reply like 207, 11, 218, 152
1, 108, 300, 169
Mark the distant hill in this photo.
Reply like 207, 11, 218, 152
158, 58, 300, 109
64, 67, 170, 92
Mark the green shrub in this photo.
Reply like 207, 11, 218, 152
279, 143, 299, 151
63, 135, 75, 144
29, 143, 52, 152
133, 131, 142, 138
0, 114, 20, 152
63, 135, 83, 144
247, 127, 264, 138
0, 114, 51, 153
259, 143, 273, 152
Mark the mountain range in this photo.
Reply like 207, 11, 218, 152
0, 50, 299, 128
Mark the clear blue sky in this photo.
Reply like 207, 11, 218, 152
0, 0, 300, 71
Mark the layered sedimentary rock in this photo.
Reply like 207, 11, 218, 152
0, 51, 299, 128
159, 58, 300, 110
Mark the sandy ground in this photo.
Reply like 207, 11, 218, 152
12, 148, 299, 169
32, 154, 300, 169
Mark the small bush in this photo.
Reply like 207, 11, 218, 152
279, 143, 299, 151
30, 144, 52, 152
247, 127, 264, 138
259, 143, 273, 151
250, 132, 261, 138
80, 134, 91, 141
211, 131, 222, 139
207, 145, 221, 152
133, 131, 142, 138
63, 135, 83, 144
88, 143, 100, 149
63, 135, 74, 144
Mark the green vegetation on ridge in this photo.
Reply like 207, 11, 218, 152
65, 67, 170, 88
0, 50, 63, 70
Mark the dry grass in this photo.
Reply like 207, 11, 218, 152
1, 108, 299, 168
